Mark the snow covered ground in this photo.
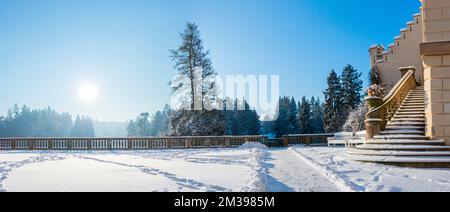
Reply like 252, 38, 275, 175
1, 143, 449, 192
291, 146, 450, 192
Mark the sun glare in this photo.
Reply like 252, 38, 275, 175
77, 82, 99, 103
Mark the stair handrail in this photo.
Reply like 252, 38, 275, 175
365, 67, 417, 140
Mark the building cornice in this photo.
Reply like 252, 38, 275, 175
420, 40, 450, 56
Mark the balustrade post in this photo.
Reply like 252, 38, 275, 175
283, 136, 289, 147
11, 139, 16, 150
225, 138, 231, 147
127, 138, 133, 150
87, 139, 92, 150
107, 139, 112, 150
28, 139, 34, 150
67, 139, 73, 150
48, 139, 53, 150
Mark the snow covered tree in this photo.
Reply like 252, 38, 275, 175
324, 70, 344, 133
170, 22, 216, 110
342, 102, 368, 133
168, 22, 225, 136
169, 110, 226, 136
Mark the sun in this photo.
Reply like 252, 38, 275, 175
77, 82, 99, 103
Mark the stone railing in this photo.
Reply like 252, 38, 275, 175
365, 67, 417, 140
0, 136, 267, 150
282, 134, 335, 146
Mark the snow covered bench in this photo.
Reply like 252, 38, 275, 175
327, 131, 365, 148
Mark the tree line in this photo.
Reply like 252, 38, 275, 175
0, 104, 96, 138
127, 99, 261, 137
265, 96, 325, 137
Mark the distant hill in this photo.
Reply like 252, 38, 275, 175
93, 121, 127, 137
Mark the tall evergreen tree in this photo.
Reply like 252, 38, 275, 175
170, 22, 216, 110
168, 22, 225, 136
287, 97, 299, 134
273, 97, 290, 137
324, 70, 344, 133
311, 96, 325, 133
341, 64, 363, 118
298, 96, 312, 134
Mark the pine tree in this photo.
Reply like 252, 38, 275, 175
341, 64, 363, 118
298, 96, 312, 134
168, 22, 225, 136
170, 22, 216, 110
324, 70, 344, 133
273, 97, 290, 137
287, 97, 299, 134
311, 96, 325, 133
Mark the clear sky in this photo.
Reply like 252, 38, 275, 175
0, 0, 422, 121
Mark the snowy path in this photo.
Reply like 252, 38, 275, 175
265, 149, 340, 192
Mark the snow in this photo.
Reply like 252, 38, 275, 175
291, 146, 450, 192
0, 148, 260, 192
2, 144, 450, 192
266, 149, 339, 192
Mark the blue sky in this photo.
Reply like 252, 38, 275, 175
0, 0, 422, 121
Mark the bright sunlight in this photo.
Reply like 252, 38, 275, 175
77, 82, 100, 103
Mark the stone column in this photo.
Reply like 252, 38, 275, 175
420, 0, 450, 145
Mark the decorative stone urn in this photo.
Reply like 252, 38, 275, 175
365, 96, 383, 109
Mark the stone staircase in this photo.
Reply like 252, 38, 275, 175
348, 87, 450, 168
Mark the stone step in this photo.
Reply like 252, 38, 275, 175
400, 104, 425, 109
402, 101, 425, 104
387, 122, 425, 126
379, 130, 425, 135
400, 104, 425, 107
373, 134, 429, 140
396, 110, 425, 114
348, 155, 450, 168
356, 144, 450, 151
393, 115, 425, 119
385, 126, 425, 130
348, 150, 450, 156
365, 139, 444, 145
402, 104, 425, 107
395, 111, 425, 114
390, 118, 425, 122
